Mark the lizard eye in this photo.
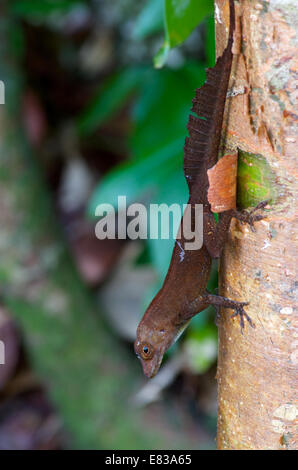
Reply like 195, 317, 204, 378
140, 342, 153, 360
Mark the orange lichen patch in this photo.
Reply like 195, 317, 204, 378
207, 153, 238, 212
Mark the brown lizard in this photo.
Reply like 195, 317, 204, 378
135, 0, 267, 378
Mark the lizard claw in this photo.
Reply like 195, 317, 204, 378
251, 200, 270, 213
230, 303, 255, 334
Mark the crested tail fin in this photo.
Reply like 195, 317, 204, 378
184, 0, 235, 195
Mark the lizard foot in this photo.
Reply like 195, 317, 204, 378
233, 200, 269, 232
202, 293, 256, 333
230, 303, 255, 334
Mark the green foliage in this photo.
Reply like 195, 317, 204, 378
83, 0, 218, 371
130, 64, 205, 160
148, 169, 187, 279
205, 14, 216, 67
184, 321, 217, 374
85, 2, 215, 283
154, 0, 214, 68
10, 0, 85, 19
132, 0, 164, 40
77, 67, 147, 137
165, 0, 213, 46
87, 63, 206, 277
88, 137, 182, 216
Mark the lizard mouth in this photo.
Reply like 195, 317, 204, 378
141, 351, 164, 379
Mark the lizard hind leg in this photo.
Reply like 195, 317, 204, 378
203, 293, 256, 334
203, 200, 269, 259
232, 200, 269, 232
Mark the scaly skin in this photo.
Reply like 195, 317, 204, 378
135, 1, 267, 378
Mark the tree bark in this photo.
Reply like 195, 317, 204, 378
216, 0, 297, 449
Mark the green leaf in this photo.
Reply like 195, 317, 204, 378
87, 63, 206, 277
154, 0, 214, 67
132, 0, 164, 40
147, 169, 188, 279
131, 64, 206, 160
153, 41, 170, 69
184, 324, 217, 374
165, 0, 214, 47
77, 66, 147, 136
205, 14, 216, 67
127, 64, 205, 276
88, 138, 182, 217
11, 0, 84, 18
189, 306, 213, 331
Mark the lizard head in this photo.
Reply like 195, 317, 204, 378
134, 322, 169, 379
134, 315, 189, 378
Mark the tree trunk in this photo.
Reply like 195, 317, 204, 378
216, 0, 297, 450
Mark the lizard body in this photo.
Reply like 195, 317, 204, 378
135, 0, 266, 378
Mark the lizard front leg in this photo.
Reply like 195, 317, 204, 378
187, 292, 255, 333
203, 293, 255, 333
231, 200, 269, 233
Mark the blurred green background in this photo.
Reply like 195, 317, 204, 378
0, 0, 220, 449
